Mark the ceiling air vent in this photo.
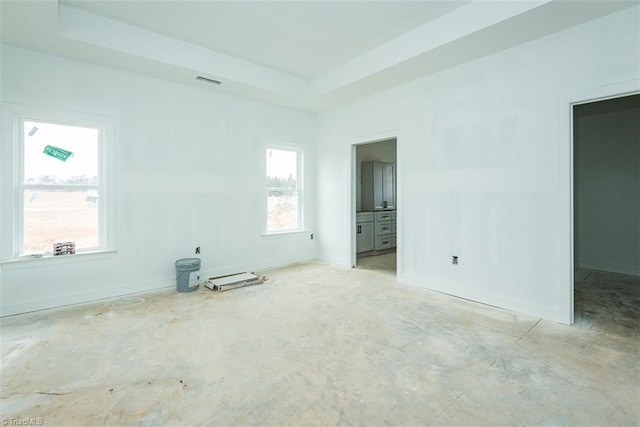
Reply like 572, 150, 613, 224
196, 76, 222, 85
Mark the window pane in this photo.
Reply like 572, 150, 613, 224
23, 189, 99, 253
266, 148, 300, 232
267, 149, 297, 188
267, 189, 299, 232
24, 121, 98, 185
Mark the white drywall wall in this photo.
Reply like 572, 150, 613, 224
0, 46, 316, 316
0, 11, 4, 295
316, 6, 640, 324
574, 96, 639, 276
355, 139, 396, 211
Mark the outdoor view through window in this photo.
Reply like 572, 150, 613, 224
21, 120, 100, 254
266, 148, 300, 232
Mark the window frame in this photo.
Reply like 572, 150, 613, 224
264, 145, 304, 235
9, 106, 115, 259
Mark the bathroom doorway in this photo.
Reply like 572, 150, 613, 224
352, 138, 397, 274
572, 93, 639, 327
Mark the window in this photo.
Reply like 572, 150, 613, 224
13, 111, 112, 257
266, 147, 302, 233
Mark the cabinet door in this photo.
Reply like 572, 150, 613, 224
356, 222, 375, 253
381, 163, 395, 209
361, 161, 396, 211
372, 162, 385, 209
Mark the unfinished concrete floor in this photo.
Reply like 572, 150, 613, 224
1, 263, 638, 426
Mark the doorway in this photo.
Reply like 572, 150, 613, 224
352, 138, 397, 273
573, 93, 639, 327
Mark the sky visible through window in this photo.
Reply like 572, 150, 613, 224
24, 120, 98, 184
267, 148, 297, 181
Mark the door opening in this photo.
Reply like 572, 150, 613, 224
352, 138, 397, 273
572, 93, 639, 327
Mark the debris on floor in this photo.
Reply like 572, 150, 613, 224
205, 272, 267, 292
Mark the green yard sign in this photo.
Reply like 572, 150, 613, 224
43, 145, 72, 162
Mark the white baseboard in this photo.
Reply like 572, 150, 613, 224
319, 254, 350, 268
400, 273, 567, 324
579, 262, 639, 277
0, 277, 174, 317
1, 255, 317, 317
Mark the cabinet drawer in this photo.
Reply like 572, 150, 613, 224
376, 234, 394, 250
375, 211, 393, 221
392, 211, 397, 220
392, 220, 397, 233
356, 212, 374, 223
376, 220, 392, 235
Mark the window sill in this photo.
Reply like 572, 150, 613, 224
0, 250, 116, 270
261, 230, 309, 239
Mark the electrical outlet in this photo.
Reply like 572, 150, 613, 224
195, 246, 200, 254
452, 255, 458, 265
